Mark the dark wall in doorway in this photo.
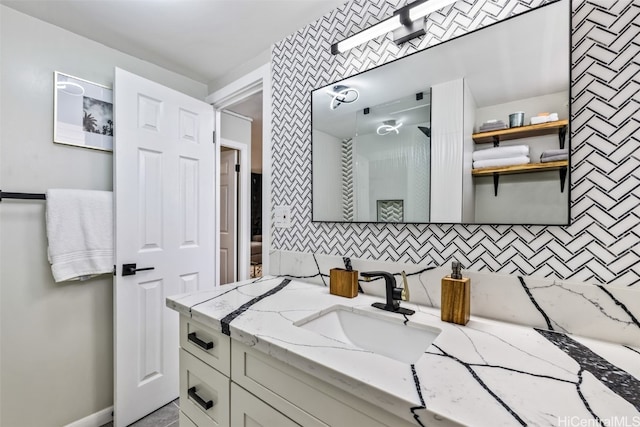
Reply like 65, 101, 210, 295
251, 173, 262, 236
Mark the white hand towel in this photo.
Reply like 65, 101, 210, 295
46, 189, 113, 282
473, 156, 530, 169
472, 145, 530, 161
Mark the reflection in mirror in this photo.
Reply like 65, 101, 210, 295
353, 91, 431, 222
312, 0, 569, 225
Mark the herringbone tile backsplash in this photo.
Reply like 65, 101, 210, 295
271, 0, 640, 288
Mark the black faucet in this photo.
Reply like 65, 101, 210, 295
360, 271, 414, 315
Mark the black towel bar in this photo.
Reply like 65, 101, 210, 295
0, 191, 47, 202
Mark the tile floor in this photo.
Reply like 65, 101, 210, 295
100, 398, 179, 427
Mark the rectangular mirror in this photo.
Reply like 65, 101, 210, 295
312, 0, 570, 225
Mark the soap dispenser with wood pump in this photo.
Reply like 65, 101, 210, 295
441, 261, 470, 325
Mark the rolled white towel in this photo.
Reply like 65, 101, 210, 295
473, 156, 530, 169
541, 154, 568, 163
540, 148, 568, 158
479, 121, 507, 131
472, 145, 529, 161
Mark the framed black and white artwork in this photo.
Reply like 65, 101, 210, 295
54, 71, 113, 152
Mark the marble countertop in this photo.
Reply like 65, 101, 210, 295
167, 276, 640, 427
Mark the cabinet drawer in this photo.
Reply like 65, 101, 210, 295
179, 411, 198, 427
231, 383, 299, 427
180, 348, 230, 427
181, 315, 231, 376
232, 341, 414, 427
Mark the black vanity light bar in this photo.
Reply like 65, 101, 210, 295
330, 0, 457, 54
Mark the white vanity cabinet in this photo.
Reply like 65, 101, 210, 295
180, 348, 230, 426
179, 315, 232, 427
179, 315, 293, 427
230, 383, 300, 427
178, 315, 415, 427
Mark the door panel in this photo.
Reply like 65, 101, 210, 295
138, 149, 163, 250
114, 68, 215, 426
138, 279, 163, 383
219, 149, 238, 285
179, 157, 200, 247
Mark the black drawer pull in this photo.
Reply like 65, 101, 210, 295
188, 386, 213, 410
188, 332, 214, 350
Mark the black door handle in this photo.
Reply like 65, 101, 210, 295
122, 263, 155, 276
188, 386, 213, 410
188, 332, 214, 350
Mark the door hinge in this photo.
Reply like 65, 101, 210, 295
235, 164, 240, 172
212, 131, 216, 144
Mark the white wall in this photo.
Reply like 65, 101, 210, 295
251, 117, 263, 173
351, 129, 431, 223
474, 91, 569, 130
354, 154, 371, 221
430, 79, 464, 223
367, 158, 406, 219
207, 48, 270, 93
0, 6, 208, 426
354, 133, 406, 220
405, 125, 430, 223
474, 171, 569, 224
221, 111, 252, 144
356, 129, 430, 223
311, 130, 343, 220
462, 80, 477, 223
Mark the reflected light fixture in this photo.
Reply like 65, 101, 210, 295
56, 81, 85, 96
377, 119, 403, 135
327, 85, 360, 110
331, 0, 457, 54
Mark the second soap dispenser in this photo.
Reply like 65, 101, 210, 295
441, 261, 470, 325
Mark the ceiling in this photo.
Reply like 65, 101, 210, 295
227, 91, 263, 121
1, 0, 347, 90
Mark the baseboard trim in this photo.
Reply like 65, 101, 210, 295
65, 406, 113, 427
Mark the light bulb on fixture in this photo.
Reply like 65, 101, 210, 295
377, 120, 403, 135
331, 15, 402, 54
327, 85, 360, 110
331, 0, 457, 54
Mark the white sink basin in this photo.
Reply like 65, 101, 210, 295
294, 306, 441, 364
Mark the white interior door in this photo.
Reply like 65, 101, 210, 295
219, 148, 238, 285
114, 68, 215, 426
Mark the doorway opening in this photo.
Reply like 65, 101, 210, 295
220, 93, 264, 280
249, 171, 263, 278
219, 146, 240, 285
208, 64, 271, 284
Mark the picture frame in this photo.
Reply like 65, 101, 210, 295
54, 71, 113, 152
